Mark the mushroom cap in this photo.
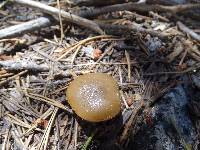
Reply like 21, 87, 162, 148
66, 73, 121, 122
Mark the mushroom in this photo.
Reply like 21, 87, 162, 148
66, 73, 121, 122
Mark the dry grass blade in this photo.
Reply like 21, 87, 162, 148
26, 93, 72, 113
0, 72, 14, 79
22, 123, 39, 137
57, 35, 117, 60
0, 70, 28, 87
120, 90, 129, 109
71, 61, 138, 66
71, 45, 82, 65
6, 114, 33, 129
5, 114, 42, 132
50, 85, 68, 95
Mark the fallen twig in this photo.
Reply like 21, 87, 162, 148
0, 60, 49, 72
11, 0, 103, 34
0, 16, 167, 40
98, 23, 168, 39
71, 0, 127, 7
77, 2, 200, 18
177, 21, 200, 42
0, 17, 51, 39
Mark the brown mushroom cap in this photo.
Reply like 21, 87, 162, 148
66, 73, 121, 122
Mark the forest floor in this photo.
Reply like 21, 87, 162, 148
0, 0, 200, 150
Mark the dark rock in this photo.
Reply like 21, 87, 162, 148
128, 85, 196, 150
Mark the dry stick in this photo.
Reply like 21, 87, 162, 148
0, 17, 51, 39
0, 60, 49, 72
98, 23, 167, 39
71, 0, 128, 7
77, 2, 200, 18
149, 11, 169, 22
179, 49, 188, 65
0, 70, 28, 87
0, 2, 199, 39
0, 38, 24, 42
11, 0, 103, 34
0, 16, 165, 40
177, 21, 200, 42
0, 0, 9, 9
